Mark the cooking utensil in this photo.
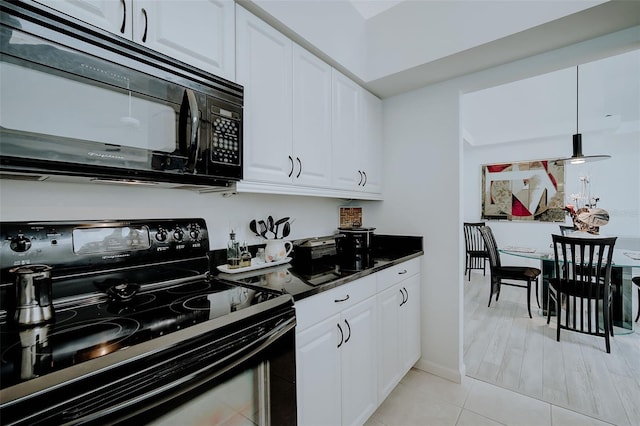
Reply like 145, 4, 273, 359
267, 216, 275, 238
249, 220, 260, 237
106, 281, 140, 302
258, 220, 268, 238
274, 217, 289, 239
11, 264, 55, 325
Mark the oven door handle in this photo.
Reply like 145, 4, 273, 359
69, 315, 295, 424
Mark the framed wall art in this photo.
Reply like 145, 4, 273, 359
482, 160, 565, 222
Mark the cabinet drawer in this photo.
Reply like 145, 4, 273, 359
376, 258, 421, 292
295, 275, 376, 331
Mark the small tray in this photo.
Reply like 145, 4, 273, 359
217, 257, 292, 274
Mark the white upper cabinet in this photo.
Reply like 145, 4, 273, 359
331, 69, 361, 191
34, 0, 235, 81
332, 69, 383, 195
292, 44, 333, 188
236, 5, 293, 184
236, 7, 332, 190
34, 0, 130, 36
360, 89, 383, 194
133, 0, 235, 81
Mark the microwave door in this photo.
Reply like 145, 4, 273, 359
0, 29, 191, 173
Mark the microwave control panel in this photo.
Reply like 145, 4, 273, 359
209, 108, 241, 166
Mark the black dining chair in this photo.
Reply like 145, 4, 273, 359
633, 276, 640, 322
463, 222, 488, 281
479, 226, 541, 318
559, 225, 577, 236
547, 234, 617, 353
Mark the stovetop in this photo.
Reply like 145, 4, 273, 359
0, 276, 281, 390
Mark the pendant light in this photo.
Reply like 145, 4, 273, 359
556, 66, 610, 165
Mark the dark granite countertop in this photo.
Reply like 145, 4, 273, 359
210, 235, 423, 301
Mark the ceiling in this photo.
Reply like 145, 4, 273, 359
462, 49, 640, 146
243, 0, 640, 98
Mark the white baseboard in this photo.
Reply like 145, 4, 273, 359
413, 357, 466, 384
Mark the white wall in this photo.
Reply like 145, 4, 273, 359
367, 27, 640, 383
463, 50, 640, 256
463, 128, 640, 252
0, 180, 347, 249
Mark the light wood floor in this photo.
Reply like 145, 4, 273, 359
464, 271, 640, 426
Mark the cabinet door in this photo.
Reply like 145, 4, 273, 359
292, 44, 332, 188
341, 296, 378, 426
134, 0, 235, 80
377, 284, 403, 401
360, 90, 383, 194
296, 314, 342, 426
34, 0, 132, 38
331, 69, 361, 190
400, 274, 422, 371
236, 6, 293, 185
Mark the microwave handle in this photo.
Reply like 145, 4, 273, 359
179, 89, 200, 174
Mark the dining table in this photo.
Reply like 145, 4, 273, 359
499, 245, 640, 333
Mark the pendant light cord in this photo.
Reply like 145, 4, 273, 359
576, 66, 579, 133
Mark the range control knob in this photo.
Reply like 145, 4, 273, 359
10, 234, 32, 252
173, 228, 184, 241
189, 225, 200, 240
156, 228, 168, 242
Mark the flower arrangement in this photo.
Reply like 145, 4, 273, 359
564, 175, 609, 234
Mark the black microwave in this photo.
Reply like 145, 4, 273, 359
0, 1, 242, 190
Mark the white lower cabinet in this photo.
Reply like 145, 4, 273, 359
295, 276, 378, 426
296, 258, 422, 425
376, 259, 422, 402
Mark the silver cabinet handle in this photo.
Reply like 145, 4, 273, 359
337, 323, 344, 348
362, 171, 367, 186
296, 157, 302, 178
398, 269, 408, 275
288, 156, 294, 177
357, 170, 363, 185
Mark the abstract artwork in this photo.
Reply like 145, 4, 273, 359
482, 160, 565, 222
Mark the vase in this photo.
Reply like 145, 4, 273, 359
264, 239, 293, 262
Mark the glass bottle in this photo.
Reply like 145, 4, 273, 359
227, 231, 240, 269
240, 241, 251, 268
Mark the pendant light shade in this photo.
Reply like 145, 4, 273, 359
556, 66, 610, 165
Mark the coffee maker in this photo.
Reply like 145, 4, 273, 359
335, 227, 376, 271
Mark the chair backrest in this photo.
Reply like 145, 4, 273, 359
551, 234, 617, 332
551, 234, 617, 282
479, 225, 501, 269
463, 222, 486, 253
559, 225, 576, 236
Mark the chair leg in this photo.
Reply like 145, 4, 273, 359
535, 278, 540, 309
636, 288, 640, 322
556, 294, 561, 342
546, 288, 551, 325
526, 282, 532, 319
604, 300, 611, 353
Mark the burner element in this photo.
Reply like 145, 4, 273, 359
166, 282, 211, 294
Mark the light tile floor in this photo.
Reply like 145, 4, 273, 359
365, 368, 614, 426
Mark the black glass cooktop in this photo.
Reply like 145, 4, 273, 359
0, 278, 279, 390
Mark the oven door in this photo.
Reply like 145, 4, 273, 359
0, 2, 242, 185
0, 295, 296, 426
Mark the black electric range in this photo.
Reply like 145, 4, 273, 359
0, 219, 293, 425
